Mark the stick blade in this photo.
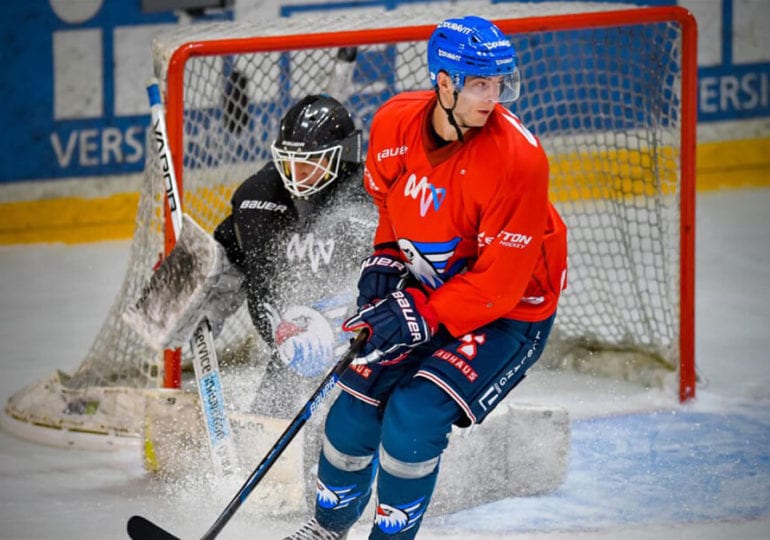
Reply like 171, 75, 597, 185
127, 515, 180, 540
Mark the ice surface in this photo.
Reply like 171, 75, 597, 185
1, 188, 769, 539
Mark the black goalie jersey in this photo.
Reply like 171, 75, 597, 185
214, 162, 375, 416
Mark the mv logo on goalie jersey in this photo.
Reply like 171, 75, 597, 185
286, 233, 335, 273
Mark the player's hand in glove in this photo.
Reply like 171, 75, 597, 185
355, 248, 410, 308
342, 288, 439, 365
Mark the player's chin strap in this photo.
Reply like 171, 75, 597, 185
436, 88, 465, 143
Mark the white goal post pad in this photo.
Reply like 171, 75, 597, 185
143, 389, 569, 516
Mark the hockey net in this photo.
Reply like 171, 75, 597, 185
2, 2, 696, 450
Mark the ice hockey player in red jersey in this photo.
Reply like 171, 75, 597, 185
284, 15, 568, 540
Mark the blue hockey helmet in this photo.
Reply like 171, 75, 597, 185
427, 16, 520, 103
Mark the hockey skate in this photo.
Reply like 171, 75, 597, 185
282, 517, 348, 540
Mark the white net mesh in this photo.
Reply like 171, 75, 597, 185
2, 2, 694, 448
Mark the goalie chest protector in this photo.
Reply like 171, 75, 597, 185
225, 163, 375, 356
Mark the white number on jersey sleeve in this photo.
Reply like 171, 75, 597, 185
501, 111, 539, 148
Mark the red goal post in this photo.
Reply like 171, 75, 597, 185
161, 5, 697, 401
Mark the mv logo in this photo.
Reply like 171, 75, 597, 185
404, 174, 446, 217
286, 233, 335, 273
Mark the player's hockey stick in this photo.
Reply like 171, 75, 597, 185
146, 79, 239, 478
127, 330, 368, 540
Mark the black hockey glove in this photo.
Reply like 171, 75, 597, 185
342, 288, 438, 365
356, 248, 409, 308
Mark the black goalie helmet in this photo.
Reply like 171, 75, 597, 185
271, 95, 362, 198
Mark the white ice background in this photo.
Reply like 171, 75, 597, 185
1, 188, 769, 539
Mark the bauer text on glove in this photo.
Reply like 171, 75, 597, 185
342, 288, 438, 364
355, 248, 409, 308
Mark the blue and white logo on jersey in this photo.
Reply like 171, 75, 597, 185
398, 237, 466, 289
374, 497, 426, 534
403, 174, 446, 216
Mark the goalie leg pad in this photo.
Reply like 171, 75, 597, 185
143, 392, 569, 517
432, 401, 570, 514
123, 214, 245, 349
143, 389, 307, 512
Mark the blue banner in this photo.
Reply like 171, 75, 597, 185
1, 0, 767, 185
0, 2, 230, 184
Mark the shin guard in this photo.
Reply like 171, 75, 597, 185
314, 445, 376, 533
371, 465, 439, 539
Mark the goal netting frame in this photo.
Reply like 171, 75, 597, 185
2, 2, 697, 451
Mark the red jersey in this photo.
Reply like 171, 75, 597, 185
364, 91, 568, 337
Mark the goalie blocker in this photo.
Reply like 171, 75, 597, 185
123, 214, 245, 350
143, 388, 569, 515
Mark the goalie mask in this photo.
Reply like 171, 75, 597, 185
271, 95, 362, 199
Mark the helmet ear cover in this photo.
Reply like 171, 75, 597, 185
271, 95, 360, 198
339, 129, 362, 165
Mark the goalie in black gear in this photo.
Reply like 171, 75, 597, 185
128, 94, 374, 418
215, 94, 373, 417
